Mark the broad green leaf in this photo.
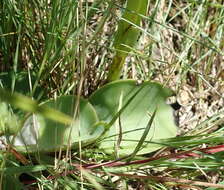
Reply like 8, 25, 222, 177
89, 80, 177, 156
6, 96, 104, 152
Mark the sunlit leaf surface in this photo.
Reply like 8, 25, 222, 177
90, 80, 177, 156
10, 96, 104, 152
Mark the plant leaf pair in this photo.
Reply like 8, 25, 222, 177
0, 80, 177, 155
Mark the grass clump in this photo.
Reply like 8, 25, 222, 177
0, 0, 224, 189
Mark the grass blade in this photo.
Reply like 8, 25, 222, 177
0, 87, 73, 126
127, 109, 157, 161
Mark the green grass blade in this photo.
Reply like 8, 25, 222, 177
106, 84, 144, 129
0, 87, 73, 126
127, 109, 157, 161
1, 165, 49, 175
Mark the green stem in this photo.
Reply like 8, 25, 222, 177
107, 0, 149, 82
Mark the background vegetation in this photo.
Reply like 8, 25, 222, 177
0, 0, 224, 189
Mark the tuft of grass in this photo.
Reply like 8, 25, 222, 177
0, 0, 224, 189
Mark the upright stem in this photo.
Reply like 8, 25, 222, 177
107, 0, 149, 82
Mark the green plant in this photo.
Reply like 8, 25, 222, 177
0, 80, 177, 155
0, 102, 19, 136
107, 0, 149, 81
8, 96, 104, 153
89, 80, 177, 156
1, 0, 224, 189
